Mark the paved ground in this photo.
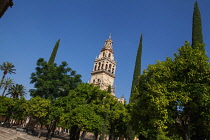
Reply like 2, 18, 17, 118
0, 126, 70, 140
0, 126, 41, 140
0, 126, 95, 140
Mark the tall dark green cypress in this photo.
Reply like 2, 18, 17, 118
48, 39, 60, 65
191, 3, 205, 137
192, 1, 203, 48
130, 34, 143, 103
107, 85, 112, 93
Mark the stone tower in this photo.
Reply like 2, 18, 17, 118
90, 35, 116, 96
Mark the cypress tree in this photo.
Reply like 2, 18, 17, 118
107, 85, 112, 93
128, 35, 143, 140
130, 34, 143, 103
48, 39, 60, 65
192, 1, 203, 48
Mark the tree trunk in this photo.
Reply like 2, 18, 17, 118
181, 120, 190, 140
51, 121, 57, 137
46, 120, 57, 139
109, 125, 115, 140
81, 131, 87, 140
70, 129, 74, 140
94, 131, 98, 140
0, 73, 6, 89
70, 125, 82, 140
38, 124, 43, 138
46, 124, 51, 139
2, 86, 7, 96
3, 115, 10, 127
75, 128, 81, 140
14, 93, 18, 99
109, 131, 115, 140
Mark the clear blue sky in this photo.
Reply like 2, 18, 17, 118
1, 0, 210, 101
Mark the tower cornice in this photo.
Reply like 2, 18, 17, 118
91, 70, 116, 78
94, 57, 116, 64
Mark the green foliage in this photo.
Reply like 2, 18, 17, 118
192, 1, 203, 48
60, 83, 107, 131
58, 83, 128, 139
107, 97, 129, 138
69, 105, 103, 131
12, 97, 27, 120
130, 34, 143, 103
48, 97, 65, 124
0, 96, 15, 117
131, 42, 210, 139
48, 39, 60, 65
0, 62, 16, 75
24, 96, 51, 123
0, 62, 16, 88
125, 104, 135, 140
1, 78, 14, 96
6, 84, 26, 98
107, 85, 112, 93
30, 58, 82, 100
129, 34, 143, 140
0, 83, 129, 139
0, 96, 27, 122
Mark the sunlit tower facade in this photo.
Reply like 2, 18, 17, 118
90, 35, 116, 96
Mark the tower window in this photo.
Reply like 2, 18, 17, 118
109, 64, 112, 72
98, 62, 101, 70
108, 53, 111, 57
94, 64, 97, 71
109, 64, 112, 68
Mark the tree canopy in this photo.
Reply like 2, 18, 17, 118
57, 83, 129, 140
131, 42, 210, 139
0, 62, 16, 89
29, 58, 82, 100
6, 84, 26, 98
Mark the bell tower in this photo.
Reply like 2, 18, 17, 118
90, 35, 116, 96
